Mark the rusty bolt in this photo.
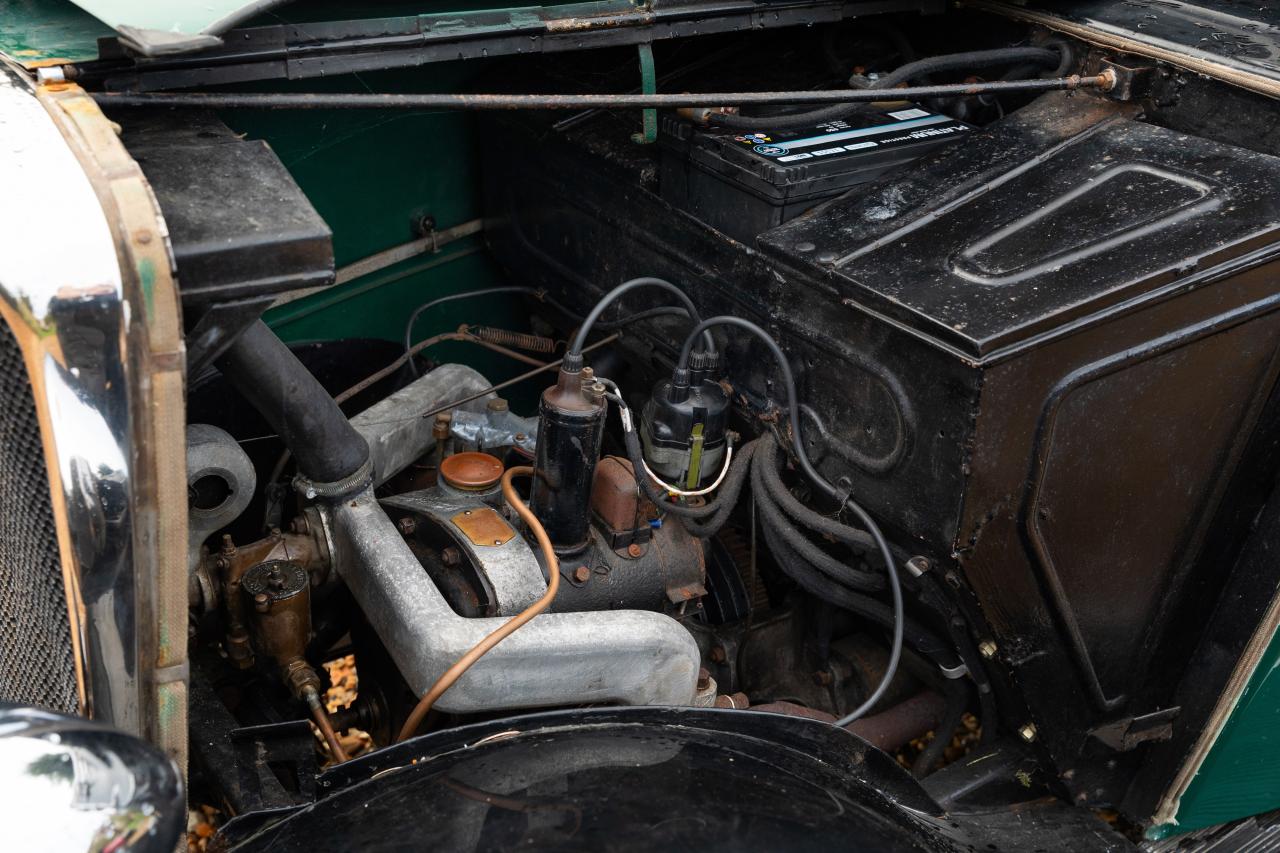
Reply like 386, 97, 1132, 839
220, 534, 236, 556
812, 670, 834, 687
627, 543, 643, 558
397, 516, 418, 536
697, 667, 712, 691
978, 639, 998, 659
1018, 723, 1038, 743
440, 546, 462, 567
709, 645, 727, 664
253, 592, 270, 613
433, 412, 452, 441
573, 566, 591, 584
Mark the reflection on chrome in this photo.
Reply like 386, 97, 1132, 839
0, 704, 183, 853
0, 58, 140, 731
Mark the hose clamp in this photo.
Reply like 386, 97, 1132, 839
293, 458, 374, 501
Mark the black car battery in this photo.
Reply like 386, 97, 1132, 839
659, 105, 970, 242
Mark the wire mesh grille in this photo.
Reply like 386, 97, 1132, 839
0, 321, 78, 713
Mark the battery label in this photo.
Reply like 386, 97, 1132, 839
736, 109, 969, 161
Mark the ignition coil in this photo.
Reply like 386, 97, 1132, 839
641, 350, 731, 489
529, 363, 607, 554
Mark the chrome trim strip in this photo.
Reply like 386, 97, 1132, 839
0, 58, 140, 730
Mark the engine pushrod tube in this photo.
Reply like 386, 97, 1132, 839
93, 74, 1113, 110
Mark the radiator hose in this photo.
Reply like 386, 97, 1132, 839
216, 320, 371, 493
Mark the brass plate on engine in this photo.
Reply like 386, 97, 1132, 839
451, 507, 516, 547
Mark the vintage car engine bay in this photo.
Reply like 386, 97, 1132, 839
6, 0, 1280, 849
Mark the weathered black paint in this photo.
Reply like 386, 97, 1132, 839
481, 86, 1280, 807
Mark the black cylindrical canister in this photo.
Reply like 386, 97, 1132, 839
530, 367, 606, 554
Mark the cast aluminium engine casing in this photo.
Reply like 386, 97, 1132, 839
481, 91, 1280, 806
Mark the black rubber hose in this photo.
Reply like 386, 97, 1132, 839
707, 44, 1063, 132
871, 45, 1061, 89
216, 320, 370, 485
674, 314, 902, 727
679, 439, 762, 538
912, 678, 969, 778
757, 435, 875, 552
755, 470, 884, 592
754, 501, 956, 667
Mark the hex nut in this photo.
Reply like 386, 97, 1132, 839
573, 566, 591, 583
1019, 723, 1038, 743
978, 640, 998, 659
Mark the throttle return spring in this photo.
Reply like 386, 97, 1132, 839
470, 326, 558, 354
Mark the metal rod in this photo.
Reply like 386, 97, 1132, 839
91, 75, 1112, 111
305, 687, 349, 763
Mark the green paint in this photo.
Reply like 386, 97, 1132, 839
0, 0, 112, 63
136, 256, 155, 317
632, 42, 657, 145
223, 63, 490, 271
1150, 617, 1280, 837
229, 60, 530, 384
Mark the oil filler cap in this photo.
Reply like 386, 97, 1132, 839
440, 451, 504, 491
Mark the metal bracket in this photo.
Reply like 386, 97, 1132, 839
1089, 706, 1179, 752
632, 42, 658, 145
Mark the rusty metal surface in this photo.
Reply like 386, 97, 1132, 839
440, 452, 504, 491
753, 691, 949, 754
90, 77, 1112, 111
966, 0, 1280, 101
590, 455, 656, 543
383, 487, 546, 616
242, 560, 312, 692
451, 507, 517, 548
550, 518, 706, 614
